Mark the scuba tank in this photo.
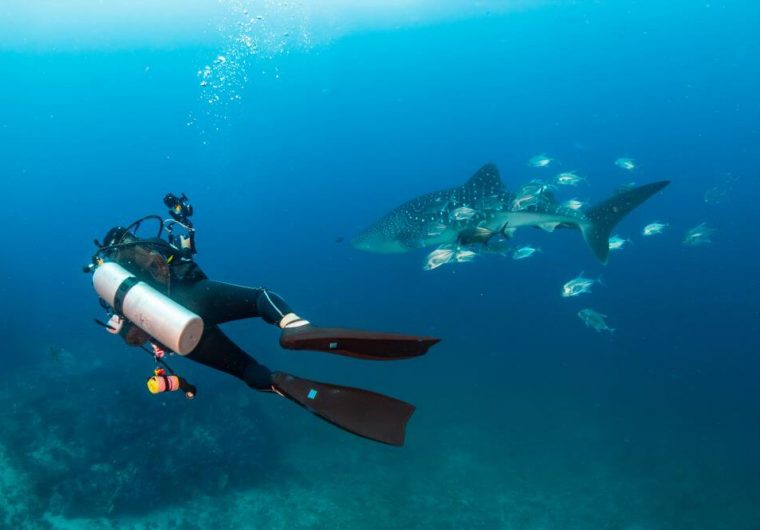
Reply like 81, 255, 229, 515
92, 261, 203, 355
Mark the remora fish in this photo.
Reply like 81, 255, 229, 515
351, 163, 670, 264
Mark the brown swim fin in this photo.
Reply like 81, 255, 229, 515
280, 325, 439, 360
271, 372, 415, 446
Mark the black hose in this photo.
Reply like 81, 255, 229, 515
138, 344, 176, 375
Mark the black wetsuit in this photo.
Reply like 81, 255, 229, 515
110, 236, 291, 390
172, 280, 292, 390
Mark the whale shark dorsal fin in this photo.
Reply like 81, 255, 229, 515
463, 163, 504, 192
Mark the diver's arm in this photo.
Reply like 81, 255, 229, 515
105, 314, 150, 346
179, 229, 197, 255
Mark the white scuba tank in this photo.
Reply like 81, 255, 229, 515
93, 262, 204, 355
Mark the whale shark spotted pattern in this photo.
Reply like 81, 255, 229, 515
351, 163, 669, 264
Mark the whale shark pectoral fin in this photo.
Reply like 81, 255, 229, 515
582, 180, 670, 264
539, 222, 560, 232
502, 226, 517, 238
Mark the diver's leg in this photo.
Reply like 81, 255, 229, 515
187, 325, 273, 390
173, 280, 308, 328
188, 326, 417, 445
175, 280, 438, 361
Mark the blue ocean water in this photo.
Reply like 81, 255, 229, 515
1, 1, 759, 528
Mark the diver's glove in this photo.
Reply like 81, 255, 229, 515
106, 314, 124, 334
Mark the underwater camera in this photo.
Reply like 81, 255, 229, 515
163, 192, 193, 223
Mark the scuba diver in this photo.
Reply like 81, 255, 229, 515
85, 193, 438, 446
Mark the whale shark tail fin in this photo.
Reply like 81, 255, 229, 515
582, 180, 670, 264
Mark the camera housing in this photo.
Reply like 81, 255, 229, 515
163, 193, 193, 223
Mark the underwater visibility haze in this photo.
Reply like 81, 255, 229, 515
1, 0, 759, 528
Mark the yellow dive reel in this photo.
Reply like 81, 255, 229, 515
147, 368, 197, 399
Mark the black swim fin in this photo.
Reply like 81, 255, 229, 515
271, 372, 415, 446
280, 325, 439, 360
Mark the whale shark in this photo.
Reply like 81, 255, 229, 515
351, 163, 669, 264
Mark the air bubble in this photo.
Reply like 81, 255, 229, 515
193, 0, 314, 141
240, 35, 253, 48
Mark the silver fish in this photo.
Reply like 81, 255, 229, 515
562, 273, 599, 298
422, 246, 456, 271
615, 157, 636, 170
528, 154, 553, 168
683, 222, 716, 246
512, 246, 540, 260
450, 206, 477, 221
561, 198, 586, 210
555, 171, 585, 186
578, 309, 615, 333
608, 234, 631, 251
454, 249, 478, 263
520, 179, 557, 196
512, 193, 541, 211
642, 222, 668, 236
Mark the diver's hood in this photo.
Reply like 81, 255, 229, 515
102, 226, 130, 248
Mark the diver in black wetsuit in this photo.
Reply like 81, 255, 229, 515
87, 193, 438, 446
